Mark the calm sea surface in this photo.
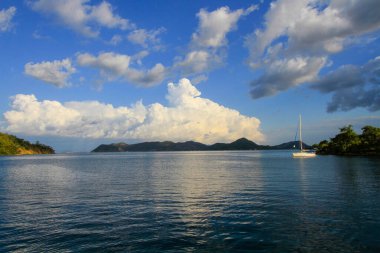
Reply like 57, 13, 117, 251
0, 151, 379, 252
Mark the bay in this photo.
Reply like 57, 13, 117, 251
0, 151, 379, 252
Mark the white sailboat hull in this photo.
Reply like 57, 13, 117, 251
292, 151, 316, 158
292, 114, 316, 158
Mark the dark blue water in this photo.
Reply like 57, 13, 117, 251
0, 151, 379, 252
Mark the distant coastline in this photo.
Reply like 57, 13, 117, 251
92, 138, 312, 152
2, 125, 378, 156
93, 125, 380, 156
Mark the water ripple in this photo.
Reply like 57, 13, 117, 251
0, 151, 379, 252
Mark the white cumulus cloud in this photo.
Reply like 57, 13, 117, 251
4, 79, 264, 144
24, 59, 76, 88
0, 6, 16, 32
174, 50, 220, 75
77, 52, 131, 76
174, 5, 256, 77
192, 5, 257, 48
29, 0, 133, 37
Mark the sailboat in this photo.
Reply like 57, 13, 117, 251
292, 115, 316, 158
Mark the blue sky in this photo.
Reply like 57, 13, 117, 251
0, 0, 379, 152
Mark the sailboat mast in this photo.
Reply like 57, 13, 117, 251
299, 114, 303, 150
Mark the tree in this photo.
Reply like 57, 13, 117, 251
328, 125, 360, 154
315, 140, 329, 154
360, 126, 380, 154
315, 125, 380, 156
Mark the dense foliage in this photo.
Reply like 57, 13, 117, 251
315, 125, 380, 156
0, 132, 54, 155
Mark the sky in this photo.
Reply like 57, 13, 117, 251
0, 0, 379, 152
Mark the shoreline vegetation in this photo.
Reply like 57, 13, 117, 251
1, 125, 378, 156
0, 132, 55, 156
314, 125, 380, 156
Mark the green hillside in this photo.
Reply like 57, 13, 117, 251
0, 132, 54, 155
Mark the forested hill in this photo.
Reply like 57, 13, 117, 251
92, 138, 312, 152
0, 132, 55, 155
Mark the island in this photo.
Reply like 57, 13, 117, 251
92, 138, 312, 152
0, 132, 55, 155
314, 125, 380, 156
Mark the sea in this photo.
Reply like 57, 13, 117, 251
0, 151, 379, 252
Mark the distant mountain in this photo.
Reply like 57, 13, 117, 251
124, 141, 208, 151
93, 141, 208, 152
92, 142, 128, 152
92, 138, 312, 152
0, 132, 55, 155
271, 141, 312, 150
209, 138, 260, 150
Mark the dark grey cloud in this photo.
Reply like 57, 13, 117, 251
326, 87, 380, 112
345, 0, 380, 33
246, 0, 380, 107
311, 66, 363, 93
311, 57, 380, 112
250, 56, 326, 98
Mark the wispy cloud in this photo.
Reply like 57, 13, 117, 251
24, 4, 257, 88
127, 27, 165, 48
24, 59, 76, 88
107, 34, 123, 45
0, 6, 16, 32
174, 50, 221, 75
29, 0, 133, 37
76, 52, 166, 87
